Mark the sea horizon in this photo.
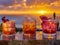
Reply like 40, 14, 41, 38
0, 14, 60, 29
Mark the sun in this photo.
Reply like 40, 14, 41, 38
38, 10, 47, 14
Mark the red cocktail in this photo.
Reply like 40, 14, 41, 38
42, 19, 57, 39
42, 20, 57, 34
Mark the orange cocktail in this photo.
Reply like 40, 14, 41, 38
2, 20, 16, 40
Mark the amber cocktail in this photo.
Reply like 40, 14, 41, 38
23, 17, 36, 40
23, 21, 36, 34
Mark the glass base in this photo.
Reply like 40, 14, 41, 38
43, 33, 57, 45
1, 34, 15, 41
23, 33, 36, 40
43, 33, 57, 40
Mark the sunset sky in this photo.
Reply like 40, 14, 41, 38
0, 0, 60, 15
0, 0, 60, 28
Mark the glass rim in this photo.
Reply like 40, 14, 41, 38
42, 19, 57, 22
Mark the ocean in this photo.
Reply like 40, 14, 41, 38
0, 14, 60, 29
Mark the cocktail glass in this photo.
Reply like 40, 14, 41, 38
42, 19, 57, 40
23, 17, 36, 40
2, 20, 16, 40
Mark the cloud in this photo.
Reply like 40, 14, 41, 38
36, 0, 60, 11
38, 0, 60, 7
50, 1, 60, 6
0, 0, 60, 12
49, 0, 60, 11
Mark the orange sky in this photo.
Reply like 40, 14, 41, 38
0, 0, 60, 15
0, 7, 59, 15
